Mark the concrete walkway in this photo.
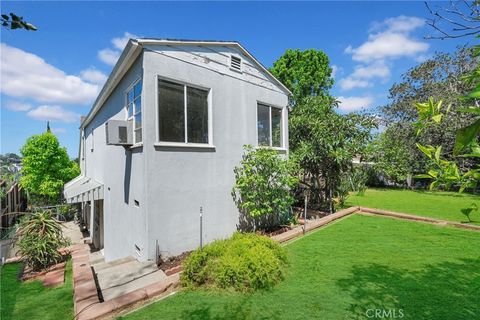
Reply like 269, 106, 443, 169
91, 256, 167, 301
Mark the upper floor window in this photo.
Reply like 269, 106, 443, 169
257, 103, 283, 148
126, 80, 142, 144
158, 79, 209, 144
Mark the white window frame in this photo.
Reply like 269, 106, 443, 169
155, 75, 214, 148
256, 102, 285, 150
125, 78, 143, 145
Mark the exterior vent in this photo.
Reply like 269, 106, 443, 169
105, 120, 133, 146
230, 55, 242, 72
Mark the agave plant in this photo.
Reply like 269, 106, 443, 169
15, 210, 69, 271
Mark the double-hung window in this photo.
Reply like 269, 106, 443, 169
257, 103, 283, 148
158, 79, 210, 144
127, 80, 142, 144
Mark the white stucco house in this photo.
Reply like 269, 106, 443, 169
64, 39, 291, 262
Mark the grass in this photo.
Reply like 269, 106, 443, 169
0, 259, 74, 320
346, 188, 480, 225
121, 214, 480, 320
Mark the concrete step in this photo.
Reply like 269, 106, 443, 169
95, 260, 159, 289
92, 256, 135, 272
101, 269, 167, 301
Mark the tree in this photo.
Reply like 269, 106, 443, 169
232, 145, 299, 231
269, 49, 333, 103
1, 13, 36, 31
20, 132, 80, 204
379, 46, 479, 175
366, 131, 416, 186
290, 96, 376, 212
425, 1, 479, 40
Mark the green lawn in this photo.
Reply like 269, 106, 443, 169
346, 188, 480, 225
121, 214, 480, 320
0, 260, 74, 320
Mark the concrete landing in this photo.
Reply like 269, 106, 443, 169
92, 257, 167, 301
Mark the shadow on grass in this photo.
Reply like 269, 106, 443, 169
336, 258, 480, 320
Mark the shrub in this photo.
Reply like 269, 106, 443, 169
181, 232, 288, 292
15, 210, 69, 271
232, 145, 299, 231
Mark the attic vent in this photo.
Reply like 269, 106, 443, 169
230, 55, 242, 71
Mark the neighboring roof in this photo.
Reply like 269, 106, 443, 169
81, 38, 292, 129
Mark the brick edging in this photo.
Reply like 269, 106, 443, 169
359, 207, 480, 232
271, 206, 359, 243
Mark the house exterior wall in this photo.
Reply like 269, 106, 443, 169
79, 43, 289, 262
141, 44, 289, 259
81, 57, 148, 262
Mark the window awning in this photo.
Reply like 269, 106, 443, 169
64, 175, 104, 204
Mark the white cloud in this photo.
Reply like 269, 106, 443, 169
350, 62, 390, 80
337, 96, 374, 112
346, 32, 429, 62
0, 43, 100, 105
331, 65, 339, 78
345, 16, 429, 63
112, 32, 137, 50
370, 15, 425, 33
339, 78, 371, 90
98, 32, 138, 66
27, 105, 80, 123
339, 62, 390, 91
4, 101, 32, 112
80, 67, 108, 85
98, 48, 120, 66
51, 127, 67, 134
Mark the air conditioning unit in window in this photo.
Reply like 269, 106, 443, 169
105, 120, 133, 146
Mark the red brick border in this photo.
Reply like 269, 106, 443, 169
271, 206, 359, 243
359, 207, 480, 232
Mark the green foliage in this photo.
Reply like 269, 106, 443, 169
461, 203, 478, 223
232, 145, 298, 230
290, 96, 376, 210
1, 12, 37, 30
366, 131, 415, 186
181, 232, 288, 292
269, 49, 333, 103
20, 132, 80, 204
15, 210, 69, 271
379, 47, 479, 176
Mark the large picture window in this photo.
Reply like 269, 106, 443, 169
126, 80, 142, 144
158, 79, 209, 144
257, 103, 283, 148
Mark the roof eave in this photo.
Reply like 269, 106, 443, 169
80, 39, 142, 129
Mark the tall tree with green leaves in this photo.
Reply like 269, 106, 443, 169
290, 96, 376, 212
20, 132, 80, 205
269, 49, 333, 103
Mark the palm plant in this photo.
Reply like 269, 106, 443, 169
15, 210, 69, 271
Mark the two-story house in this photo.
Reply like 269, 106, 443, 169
64, 39, 291, 262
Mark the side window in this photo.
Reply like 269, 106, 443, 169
126, 80, 142, 143
158, 79, 210, 144
257, 103, 283, 148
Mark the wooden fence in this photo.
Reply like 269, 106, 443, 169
0, 181, 27, 236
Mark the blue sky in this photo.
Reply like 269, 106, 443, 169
0, 1, 469, 157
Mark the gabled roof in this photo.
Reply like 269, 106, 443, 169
81, 39, 291, 129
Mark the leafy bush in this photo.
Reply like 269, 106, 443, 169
181, 232, 288, 292
15, 210, 69, 271
232, 145, 299, 231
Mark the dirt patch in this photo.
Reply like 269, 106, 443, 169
158, 251, 191, 272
